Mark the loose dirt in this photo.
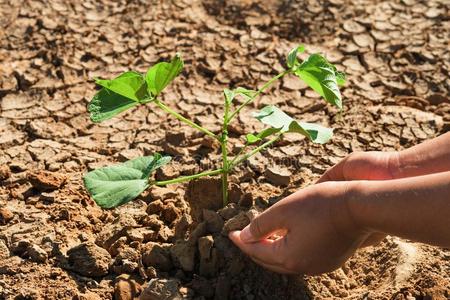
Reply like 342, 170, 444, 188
1, 0, 449, 299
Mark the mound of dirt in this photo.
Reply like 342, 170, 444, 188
0, 0, 449, 299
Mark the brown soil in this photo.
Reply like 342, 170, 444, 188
1, 0, 449, 299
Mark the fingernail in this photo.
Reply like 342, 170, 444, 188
240, 225, 254, 243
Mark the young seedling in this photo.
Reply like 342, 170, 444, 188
83, 46, 345, 209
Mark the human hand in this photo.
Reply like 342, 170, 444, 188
318, 151, 398, 246
229, 182, 370, 275
318, 151, 398, 183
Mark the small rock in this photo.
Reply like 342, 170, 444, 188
27, 170, 66, 191
162, 203, 181, 224
111, 246, 140, 274
239, 193, 253, 208
27, 244, 48, 263
140, 278, 182, 300
67, 242, 111, 277
218, 203, 239, 220
0, 239, 10, 259
142, 242, 173, 272
265, 166, 291, 186
96, 214, 137, 250
143, 215, 164, 231
0, 207, 14, 225
170, 240, 195, 272
198, 236, 218, 277
203, 209, 223, 234
114, 275, 142, 300
127, 228, 156, 243
157, 226, 174, 242
222, 212, 250, 235
0, 165, 11, 181
228, 183, 243, 204
146, 200, 164, 215
149, 187, 178, 201
156, 165, 180, 181
198, 236, 214, 260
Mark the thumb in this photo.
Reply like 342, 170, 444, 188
240, 206, 285, 243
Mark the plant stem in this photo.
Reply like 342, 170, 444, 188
221, 96, 230, 206
228, 69, 290, 121
154, 169, 223, 186
229, 143, 248, 167
230, 134, 282, 169
154, 99, 218, 139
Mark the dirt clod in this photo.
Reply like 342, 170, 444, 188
222, 211, 250, 235
265, 166, 292, 186
27, 170, 66, 191
0, 165, 11, 181
67, 242, 111, 277
142, 242, 173, 272
0, 207, 13, 225
170, 240, 196, 272
140, 278, 182, 300
114, 275, 142, 300
202, 209, 224, 234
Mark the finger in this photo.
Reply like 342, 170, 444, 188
229, 230, 287, 266
240, 206, 286, 243
250, 256, 297, 275
317, 157, 346, 183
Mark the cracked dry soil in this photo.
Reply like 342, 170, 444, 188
1, 0, 449, 299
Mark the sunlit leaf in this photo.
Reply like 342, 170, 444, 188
88, 89, 141, 123
95, 71, 147, 102
287, 44, 305, 68
146, 54, 184, 96
253, 105, 333, 144
295, 54, 344, 109
83, 154, 171, 208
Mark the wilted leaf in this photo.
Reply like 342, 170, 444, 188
96, 71, 147, 102
295, 54, 344, 109
146, 54, 184, 96
88, 89, 141, 123
287, 44, 305, 68
253, 105, 333, 144
83, 154, 171, 208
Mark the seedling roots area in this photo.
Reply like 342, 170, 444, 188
0, 1, 449, 299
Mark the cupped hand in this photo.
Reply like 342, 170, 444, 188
229, 182, 371, 275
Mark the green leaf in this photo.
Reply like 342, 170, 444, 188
88, 89, 141, 123
287, 44, 305, 68
95, 71, 147, 102
224, 87, 256, 105
83, 154, 171, 208
253, 105, 333, 144
246, 127, 282, 144
146, 54, 184, 96
224, 88, 234, 105
295, 54, 344, 109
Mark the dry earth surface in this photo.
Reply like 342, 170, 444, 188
1, 0, 449, 299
